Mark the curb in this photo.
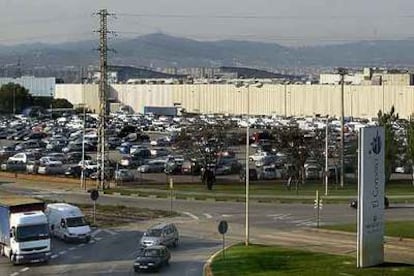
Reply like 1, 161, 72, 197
203, 243, 236, 276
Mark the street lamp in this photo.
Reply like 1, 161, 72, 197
337, 68, 347, 189
13, 86, 16, 115
235, 81, 263, 246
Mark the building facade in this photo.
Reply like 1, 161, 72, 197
55, 83, 414, 119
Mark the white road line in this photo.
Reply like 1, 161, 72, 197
91, 229, 102, 237
203, 213, 212, 219
78, 243, 86, 247
51, 254, 58, 259
68, 247, 76, 251
221, 214, 233, 217
103, 229, 117, 235
59, 250, 67, 255
10, 272, 19, 276
20, 267, 29, 272
182, 211, 199, 220
267, 214, 291, 219
89, 240, 96, 244
95, 237, 103, 241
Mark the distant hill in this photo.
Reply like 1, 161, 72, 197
1, 33, 414, 71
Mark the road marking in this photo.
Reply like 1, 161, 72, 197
221, 214, 233, 217
89, 240, 96, 244
59, 250, 67, 255
10, 272, 19, 276
182, 211, 199, 220
203, 213, 212, 219
91, 229, 102, 237
95, 237, 103, 241
267, 213, 291, 219
103, 229, 117, 235
68, 247, 76, 251
78, 243, 86, 247
51, 254, 59, 259
20, 267, 29, 272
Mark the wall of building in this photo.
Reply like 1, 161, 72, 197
55, 83, 414, 119
0, 76, 55, 97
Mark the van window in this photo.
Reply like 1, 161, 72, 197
66, 217, 88, 227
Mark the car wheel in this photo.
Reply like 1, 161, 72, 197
172, 239, 178, 248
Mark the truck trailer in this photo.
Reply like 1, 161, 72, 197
0, 196, 51, 264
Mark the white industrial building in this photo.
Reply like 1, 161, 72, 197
55, 83, 414, 119
0, 76, 55, 97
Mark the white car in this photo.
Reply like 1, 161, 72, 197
249, 151, 270, 162
78, 160, 98, 170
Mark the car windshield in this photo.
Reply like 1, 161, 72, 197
66, 216, 88, 227
145, 229, 162, 237
15, 223, 49, 242
142, 248, 161, 257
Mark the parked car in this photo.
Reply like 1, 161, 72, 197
114, 169, 135, 182
66, 152, 92, 164
38, 163, 65, 175
239, 168, 258, 182
138, 160, 167, 173
258, 165, 281, 180
64, 165, 93, 178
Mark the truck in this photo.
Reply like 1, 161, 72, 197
45, 203, 91, 243
0, 196, 51, 264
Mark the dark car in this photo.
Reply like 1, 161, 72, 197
133, 245, 170, 272
350, 196, 389, 209
66, 152, 92, 164
65, 165, 93, 178
239, 168, 258, 182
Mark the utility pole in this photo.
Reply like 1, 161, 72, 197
95, 9, 114, 190
338, 68, 347, 188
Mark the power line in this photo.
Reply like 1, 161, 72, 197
118, 12, 414, 20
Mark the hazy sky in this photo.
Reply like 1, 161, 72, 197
1, 0, 414, 46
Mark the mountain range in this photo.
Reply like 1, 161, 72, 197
1, 33, 414, 71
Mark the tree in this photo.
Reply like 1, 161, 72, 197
173, 119, 234, 190
272, 125, 325, 185
406, 116, 414, 186
0, 83, 31, 114
378, 106, 399, 185
52, 98, 73, 108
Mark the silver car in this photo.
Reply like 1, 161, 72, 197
140, 223, 179, 248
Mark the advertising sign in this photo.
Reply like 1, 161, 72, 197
357, 127, 385, 268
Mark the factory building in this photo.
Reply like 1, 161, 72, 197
0, 76, 55, 97
55, 83, 414, 119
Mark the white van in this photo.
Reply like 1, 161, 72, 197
45, 203, 91, 243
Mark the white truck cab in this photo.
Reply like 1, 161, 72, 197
0, 197, 51, 264
45, 203, 91, 243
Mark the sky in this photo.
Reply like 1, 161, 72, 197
1, 0, 414, 46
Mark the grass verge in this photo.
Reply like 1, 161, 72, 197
323, 220, 414, 239
211, 244, 414, 276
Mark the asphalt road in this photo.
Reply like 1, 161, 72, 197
0, 216, 221, 276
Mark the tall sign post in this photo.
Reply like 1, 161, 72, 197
357, 127, 385, 268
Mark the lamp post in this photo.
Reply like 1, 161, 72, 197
245, 84, 250, 246
12, 86, 16, 115
337, 68, 347, 188
235, 81, 263, 246
81, 103, 86, 190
